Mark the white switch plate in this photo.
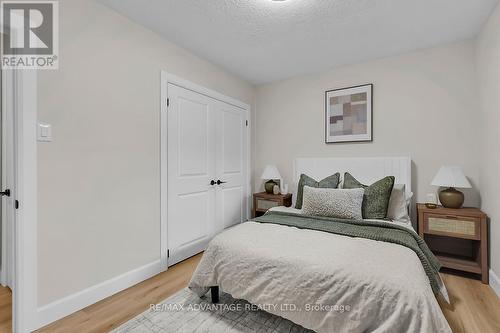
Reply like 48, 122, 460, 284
37, 123, 52, 142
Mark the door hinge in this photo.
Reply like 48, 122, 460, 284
245, 120, 248, 126
15, 200, 19, 209
166, 98, 170, 107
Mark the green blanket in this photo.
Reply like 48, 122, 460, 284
253, 210, 442, 295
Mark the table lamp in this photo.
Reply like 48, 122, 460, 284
261, 165, 281, 194
431, 166, 471, 209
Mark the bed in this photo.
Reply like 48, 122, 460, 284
189, 157, 452, 333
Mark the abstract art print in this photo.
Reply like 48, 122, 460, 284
325, 84, 372, 143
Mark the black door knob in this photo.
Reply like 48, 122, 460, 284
216, 180, 227, 185
0, 189, 11, 197
210, 180, 216, 186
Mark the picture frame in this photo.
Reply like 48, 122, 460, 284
325, 84, 373, 143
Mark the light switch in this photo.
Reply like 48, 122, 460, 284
37, 123, 52, 142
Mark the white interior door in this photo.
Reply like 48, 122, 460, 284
167, 83, 216, 266
0, 69, 15, 288
214, 101, 246, 232
166, 81, 247, 266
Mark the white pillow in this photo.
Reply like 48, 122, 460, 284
302, 186, 364, 220
387, 184, 410, 221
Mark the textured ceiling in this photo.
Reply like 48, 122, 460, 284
99, 0, 499, 84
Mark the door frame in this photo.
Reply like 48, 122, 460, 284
160, 71, 251, 267
12, 67, 38, 333
0, 68, 15, 288
1, 68, 38, 333
1, 19, 39, 333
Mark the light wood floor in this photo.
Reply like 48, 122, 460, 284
0, 254, 498, 332
439, 273, 500, 333
0, 285, 12, 333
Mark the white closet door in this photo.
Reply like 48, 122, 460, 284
214, 101, 246, 232
167, 84, 216, 266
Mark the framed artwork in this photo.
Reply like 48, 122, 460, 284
325, 84, 373, 143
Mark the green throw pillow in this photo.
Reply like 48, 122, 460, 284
343, 173, 395, 219
295, 173, 340, 209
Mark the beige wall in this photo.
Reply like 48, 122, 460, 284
477, 3, 500, 277
254, 40, 480, 207
37, 0, 254, 306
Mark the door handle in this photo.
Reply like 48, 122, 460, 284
0, 189, 10, 197
216, 180, 227, 185
210, 180, 216, 186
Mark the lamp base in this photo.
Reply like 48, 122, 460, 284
439, 187, 464, 209
264, 180, 277, 194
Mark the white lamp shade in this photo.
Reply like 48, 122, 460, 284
261, 165, 281, 180
431, 166, 471, 189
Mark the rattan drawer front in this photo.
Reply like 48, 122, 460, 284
425, 214, 480, 240
429, 217, 475, 234
257, 199, 279, 210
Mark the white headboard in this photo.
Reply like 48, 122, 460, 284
293, 157, 412, 198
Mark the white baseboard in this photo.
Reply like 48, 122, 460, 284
36, 259, 164, 329
490, 269, 500, 298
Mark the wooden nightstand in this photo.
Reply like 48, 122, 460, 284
253, 192, 292, 218
417, 204, 488, 283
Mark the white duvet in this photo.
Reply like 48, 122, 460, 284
189, 207, 451, 333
